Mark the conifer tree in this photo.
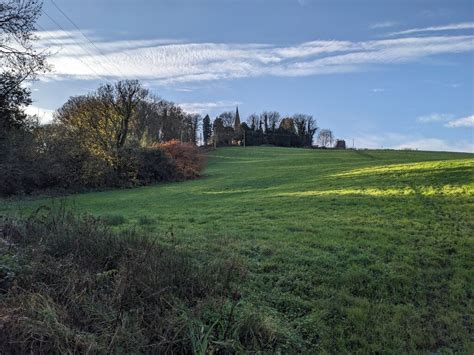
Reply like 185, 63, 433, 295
202, 114, 212, 146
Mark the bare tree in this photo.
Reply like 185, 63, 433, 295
247, 113, 259, 131
113, 80, 148, 148
1, 0, 48, 82
264, 111, 280, 132
1, 0, 48, 137
317, 129, 334, 148
217, 111, 235, 127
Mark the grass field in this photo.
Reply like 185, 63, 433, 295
1, 147, 473, 352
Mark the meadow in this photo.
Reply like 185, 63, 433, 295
1, 147, 473, 352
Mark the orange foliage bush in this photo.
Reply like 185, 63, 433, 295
158, 140, 205, 180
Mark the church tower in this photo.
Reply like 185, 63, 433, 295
234, 106, 241, 132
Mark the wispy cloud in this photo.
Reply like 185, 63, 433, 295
416, 113, 474, 128
394, 138, 473, 152
354, 132, 473, 152
179, 100, 241, 115
372, 88, 385, 93
33, 28, 474, 85
370, 21, 398, 29
416, 113, 453, 123
389, 22, 474, 36
444, 115, 474, 128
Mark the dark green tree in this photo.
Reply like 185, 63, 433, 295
202, 114, 212, 146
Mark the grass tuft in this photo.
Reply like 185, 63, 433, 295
100, 214, 126, 226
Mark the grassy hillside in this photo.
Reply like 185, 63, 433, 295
2, 147, 473, 352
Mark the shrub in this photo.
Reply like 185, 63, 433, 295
114, 145, 178, 187
0, 128, 185, 196
159, 140, 205, 180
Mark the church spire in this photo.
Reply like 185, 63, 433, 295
234, 105, 241, 132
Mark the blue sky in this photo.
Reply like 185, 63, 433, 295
26, 0, 473, 151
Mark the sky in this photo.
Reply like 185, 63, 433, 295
25, 0, 474, 152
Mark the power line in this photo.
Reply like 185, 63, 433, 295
36, 23, 102, 81
49, 0, 127, 78
40, 8, 113, 84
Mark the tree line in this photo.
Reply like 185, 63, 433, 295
203, 109, 339, 148
0, 0, 343, 196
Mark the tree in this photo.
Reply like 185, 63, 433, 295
202, 114, 211, 146
306, 115, 318, 146
0, 72, 32, 132
1, 0, 48, 134
279, 117, 296, 134
263, 111, 280, 133
133, 95, 162, 145
212, 117, 233, 146
181, 113, 200, 144
247, 113, 259, 131
0, 0, 48, 79
217, 111, 235, 127
113, 80, 148, 148
158, 101, 186, 142
55, 80, 148, 164
317, 129, 334, 148
1, 0, 48, 191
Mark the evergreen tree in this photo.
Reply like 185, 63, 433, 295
202, 114, 212, 146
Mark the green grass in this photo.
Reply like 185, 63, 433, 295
1, 147, 473, 352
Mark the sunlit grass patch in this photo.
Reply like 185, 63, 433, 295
274, 185, 472, 198
333, 159, 474, 177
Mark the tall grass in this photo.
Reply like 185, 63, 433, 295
0, 208, 291, 353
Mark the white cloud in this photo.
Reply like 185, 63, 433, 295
180, 100, 241, 115
353, 132, 473, 152
24, 105, 55, 124
394, 138, 473, 152
416, 113, 453, 123
416, 113, 474, 128
32, 29, 474, 85
175, 87, 194, 92
445, 115, 474, 128
389, 22, 474, 36
370, 21, 398, 29
372, 88, 385, 93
